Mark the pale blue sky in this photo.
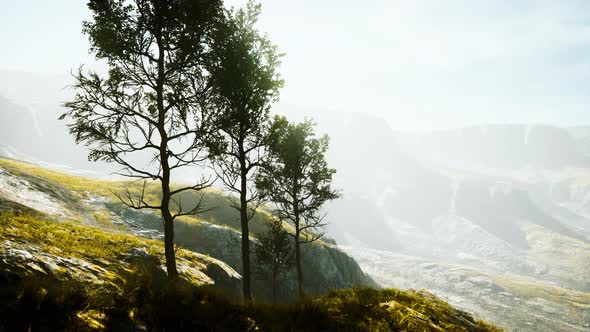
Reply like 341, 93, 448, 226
2, 0, 590, 130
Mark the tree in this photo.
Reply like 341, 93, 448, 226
206, 1, 284, 301
60, 0, 223, 280
256, 116, 340, 298
254, 218, 293, 304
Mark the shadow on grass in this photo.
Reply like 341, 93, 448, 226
0, 258, 501, 332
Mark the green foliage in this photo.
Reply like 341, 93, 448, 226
255, 219, 293, 278
207, 0, 283, 143
206, 0, 285, 210
254, 219, 293, 303
256, 116, 340, 243
256, 116, 340, 297
203, 0, 285, 301
61, 0, 227, 279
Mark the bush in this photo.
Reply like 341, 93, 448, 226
0, 271, 89, 331
104, 257, 253, 331
0, 269, 501, 332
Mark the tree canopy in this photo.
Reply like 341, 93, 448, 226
206, 0, 284, 301
254, 218, 293, 304
256, 116, 339, 297
61, 0, 224, 279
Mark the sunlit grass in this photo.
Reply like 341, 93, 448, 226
0, 211, 214, 270
0, 158, 325, 243
0, 212, 157, 259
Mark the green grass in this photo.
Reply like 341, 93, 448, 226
0, 211, 502, 331
0, 158, 326, 243
0, 211, 219, 283
310, 287, 503, 332
0, 212, 159, 259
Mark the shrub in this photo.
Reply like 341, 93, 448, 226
0, 271, 89, 331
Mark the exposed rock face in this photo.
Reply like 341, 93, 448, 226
0, 167, 69, 217
174, 221, 377, 301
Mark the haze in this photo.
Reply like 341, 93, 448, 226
3, 0, 590, 130
1, 1, 590, 331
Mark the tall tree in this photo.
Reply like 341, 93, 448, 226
256, 116, 340, 298
207, 1, 284, 301
254, 219, 293, 304
60, 0, 223, 279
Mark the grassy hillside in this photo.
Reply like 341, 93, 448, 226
0, 210, 240, 288
0, 159, 502, 331
0, 213, 501, 331
0, 157, 372, 301
0, 158, 303, 239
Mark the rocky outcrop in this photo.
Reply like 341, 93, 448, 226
0, 239, 242, 294
175, 220, 377, 301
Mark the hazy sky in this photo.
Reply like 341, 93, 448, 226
2, 0, 590, 130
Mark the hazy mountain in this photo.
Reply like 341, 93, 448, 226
289, 112, 590, 331
397, 124, 590, 170
1, 72, 590, 330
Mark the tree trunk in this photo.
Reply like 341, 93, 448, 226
294, 230, 304, 299
293, 186, 304, 299
272, 271, 277, 304
240, 195, 251, 301
162, 201, 178, 280
240, 154, 252, 302
155, 27, 177, 280
160, 132, 178, 280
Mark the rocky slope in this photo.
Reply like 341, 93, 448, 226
0, 210, 242, 295
0, 157, 375, 301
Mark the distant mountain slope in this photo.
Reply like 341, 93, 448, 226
343, 245, 590, 332
0, 96, 42, 158
285, 113, 590, 331
402, 124, 590, 170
